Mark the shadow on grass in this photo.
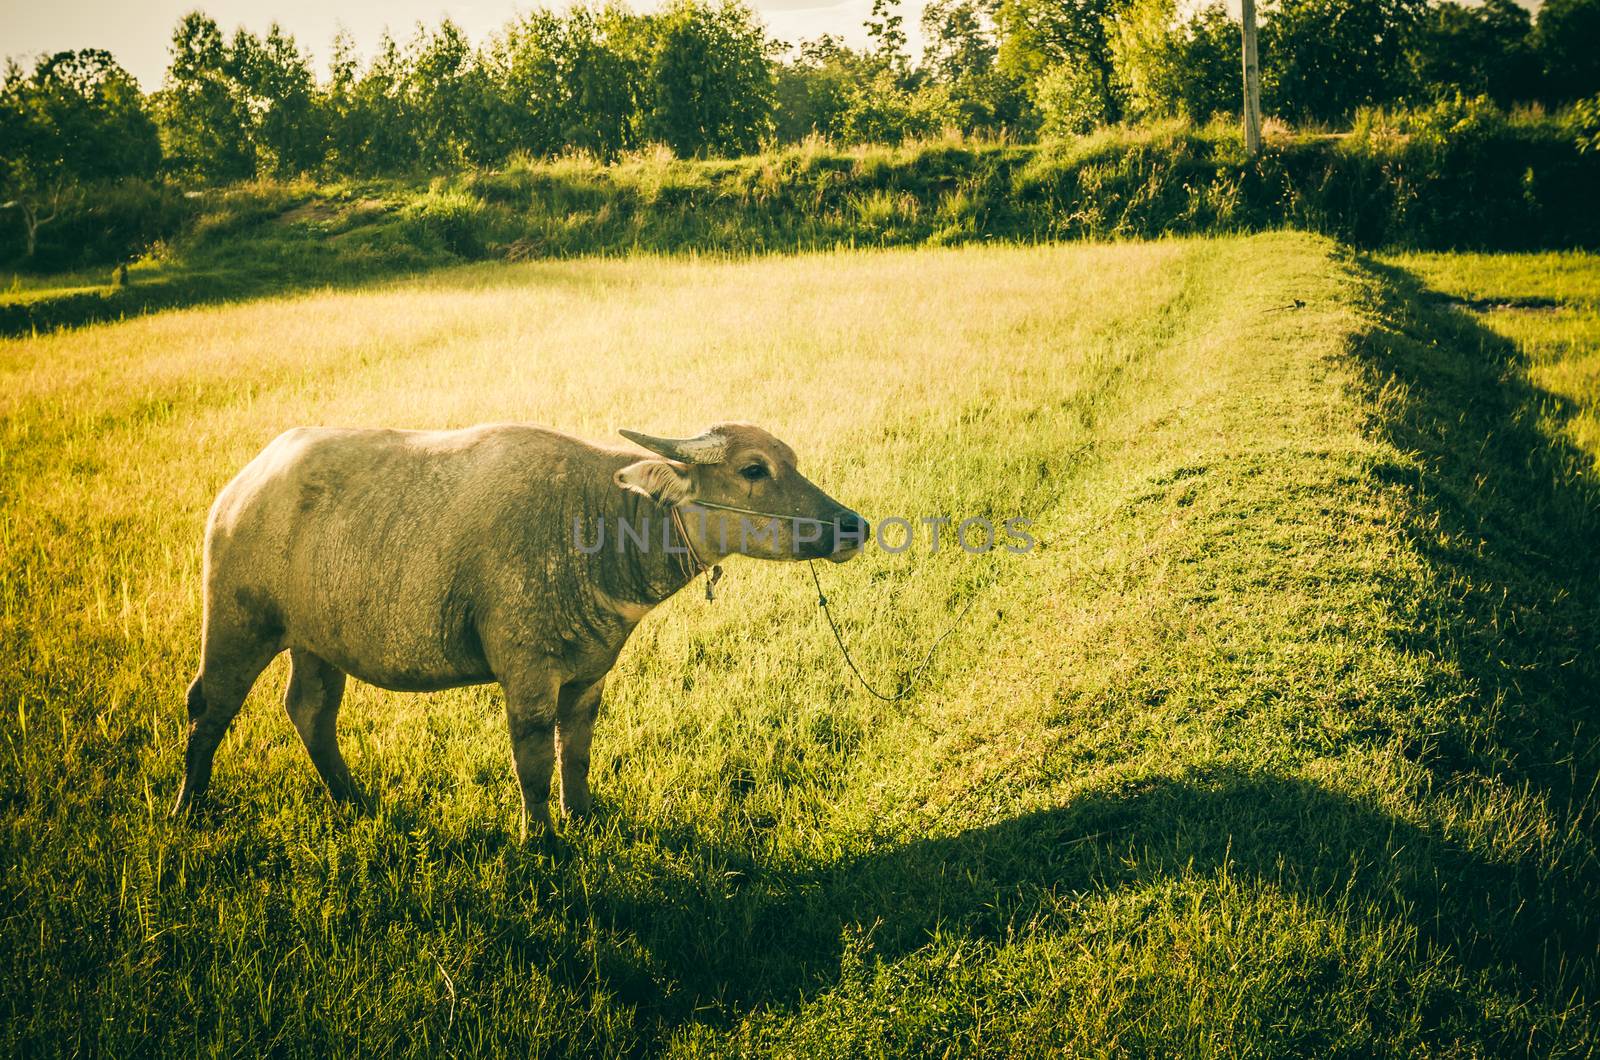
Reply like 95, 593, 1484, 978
0, 256, 447, 337
1348, 256, 1600, 800
632, 769, 1578, 1010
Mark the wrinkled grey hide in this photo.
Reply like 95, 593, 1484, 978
173, 421, 867, 834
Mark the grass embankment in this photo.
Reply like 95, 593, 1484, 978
5, 116, 1596, 335
2, 234, 1599, 1054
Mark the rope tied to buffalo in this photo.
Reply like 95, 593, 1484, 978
806, 559, 979, 703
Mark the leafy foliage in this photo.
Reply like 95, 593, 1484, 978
1259, 0, 1428, 124
1535, 0, 1600, 105
0, 49, 159, 258
1409, 0, 1538, 107
1109, 0, 1237, 123
0, 50, 159, 184
1571, 93, 1600, 154
642, 0, 777, 156
774, 37, 864, 141
1032, 61, 1112, 135
489, 9, 638, 161
997, 0, 1125, 120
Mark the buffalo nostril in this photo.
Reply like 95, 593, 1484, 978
835, 512, 869, 544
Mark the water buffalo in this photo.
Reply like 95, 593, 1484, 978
172, 422, 868, 834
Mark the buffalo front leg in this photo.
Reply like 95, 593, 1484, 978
284, 649, 364, 807
501, 667, 561, 839
557, 678, 604, 819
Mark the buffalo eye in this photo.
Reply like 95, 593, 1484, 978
739, 463, 769, 482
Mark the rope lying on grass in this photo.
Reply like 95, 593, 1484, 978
673, 500, 981, 701
807, 559, 980, 703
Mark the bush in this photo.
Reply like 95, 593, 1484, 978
837, 71, 957, 145
0, 179, 194, 270
1535, 0, 1600, 105
399, 189, 501, 258
1397, 92, 1510, 144
1334, 96, 1599, 248
1034, 63, 1112, 137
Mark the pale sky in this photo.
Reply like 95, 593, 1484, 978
0, 0, 1542, 90
0, 0, 902, 88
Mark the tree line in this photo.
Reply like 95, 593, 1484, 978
3, 0, 1598, 256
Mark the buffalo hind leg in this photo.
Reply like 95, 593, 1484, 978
557, 678, 604, 819
501, 667, 560, 839
172, 632, 279, 815
285, 649, 363, 807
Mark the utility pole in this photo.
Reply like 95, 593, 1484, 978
1240, 0, 1263, 156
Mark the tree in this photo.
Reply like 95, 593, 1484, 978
491, 11, 570, 158
919, 0, 1031, 134
406, 21, 499, 168
155, 13, 254, 182
996, 0, 1126, 122
867, 0, 911, 79
1109, 0, 1237, 123
488, 7, 646, 161
774, 37, 859, 140
560, 7, 646, 158
0, 50, 159, 257
344, 32, 419, 174
1408, 0, 1537, 107
1259, 0, 1427, 124
231, 24, 324, 177
324, 29, 370, 172
1535, 0, 1600, 105
158, 16, 331, 180
642, 0, 775, 157
922, 0, 995, 82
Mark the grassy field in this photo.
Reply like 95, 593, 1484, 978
2, 233, 1599, 1055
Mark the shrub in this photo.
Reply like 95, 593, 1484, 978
0, 179, 194, 270
1034, 63, 1111, 138
838, 72, 956, 145
1334, 96, 1599, 248
399, 189, 499, 258
1402, 92, 1511, 144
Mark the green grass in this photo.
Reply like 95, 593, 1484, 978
2, 234, 1598, 1054
1382, 249, 1600, 463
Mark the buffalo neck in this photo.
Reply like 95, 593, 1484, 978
585, 485, 702, 608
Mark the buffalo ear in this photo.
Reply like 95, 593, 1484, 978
614, 460, 691, 506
